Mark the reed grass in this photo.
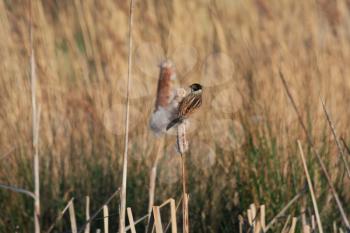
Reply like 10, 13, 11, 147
0, 0, 350, 232
320, 98, 350, 179
279, 71, 350, 229
119, 1, 135, 232
297, 141, 324, 233
69, 199, 78, 233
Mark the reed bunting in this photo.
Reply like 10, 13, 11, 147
166, 83, 203, 130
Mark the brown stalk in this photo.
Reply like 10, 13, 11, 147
145, 138, 164, 233
119, 0, 135, 232
30, 1, 40, 232
147, 61, 176, 232
146, 63, 175, 232
181, 156, 189, 233
46, 198, 74, 233
288, 217, 297, 233
78, 189, 120, 233
264, 188, 306, 231
342, 138, 350, 156
155, 61, 175, 111
320, 98, 350, 179
127, 208, 137, 233
239, 215, 244, 233
164, 196, 182, 233
260, 205, 266, 231
297, 141, 324, 233
125, 197, 182, 233
281, 215, 291, 233
103, 205, 109, 233
153, 206, 164, 233
69, 199, 78, 233
177, 123, 189, 233
147, 139, 164, 213
279, 70, 350, 229
84, 196, 90, 233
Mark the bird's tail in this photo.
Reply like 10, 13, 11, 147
166, 118, 182, 130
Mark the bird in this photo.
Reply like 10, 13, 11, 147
166, 83, 203, 130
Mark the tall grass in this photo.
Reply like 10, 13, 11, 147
0, 0, 350, 232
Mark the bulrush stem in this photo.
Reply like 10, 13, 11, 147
146, 61, 176, 232
147, 139, 164, 213
177, 122, 189, 233
30, 1, 41, 232
297, 141, 324, 233
181, 153, 189, 233
320, 97, 350, 179
145, 138, 164, 233
119, 0, 134, 232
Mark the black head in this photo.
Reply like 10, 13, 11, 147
190, 83, 202, 92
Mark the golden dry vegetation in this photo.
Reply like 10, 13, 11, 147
0, 0, 350, 232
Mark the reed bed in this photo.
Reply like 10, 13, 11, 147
0, 0, 350, 232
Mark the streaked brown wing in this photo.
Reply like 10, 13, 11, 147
178, 93, 202, 118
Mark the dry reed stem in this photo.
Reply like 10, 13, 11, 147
288, 218, 297, 233
78, 189, 120, 233
264, 188, 305, 231
260, 205, 266, 231
311, 215, 315, 230
333, 221, 338, 233
164, 196, 182, 233
247, 209, 253, 225
303, 225, 311, 233
148, 139, 164, 211
85, 196, 90, 233
177, 123, 188, 154
254, 222, 261, 233
46, 198, 74, 233
127, 208, 137, 233
281, 215, 291, 233
153, 206, 164, 233
183, 193, 189, 233
146, 210, 154, 233
147, 61, 176, 232
238, 215, 243, 233
0, 183, 36, 199
103, 205, 109, 233
170, 199, 177, 233
146, 138, 165, 232
158, 198, 179, 208
297, 140, 324, 233
126, 215, 149, 231
119, 0, 135, 232
181, 154, 189, 233
301, 212, 307, 230
176, 121, 189, 233
246, 204, 264, 233
279, 70, 350, 229
30, 0, 40, 231
69, 200, 78, 233
250, 204, 257, 229
341, 138, 350, 156
321, 98, 350, 179
125, 197, 182, 232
